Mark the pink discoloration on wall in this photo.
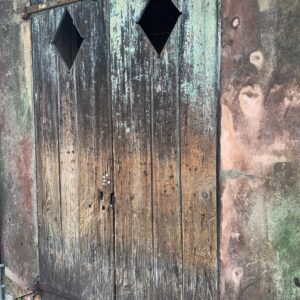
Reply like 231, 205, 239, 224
220, 18, 300, 292
18, 136, 33, 217
220, 79, 292, 296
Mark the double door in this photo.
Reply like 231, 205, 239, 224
32, 0, 218, 298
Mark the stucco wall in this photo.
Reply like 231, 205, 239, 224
221, 0, 300, 298
0, 0, 38, 298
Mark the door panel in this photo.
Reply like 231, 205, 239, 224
33, 7, 64, 292
32, 2, 114, 298
32, 0, 218, 298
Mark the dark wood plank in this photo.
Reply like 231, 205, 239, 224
73, 1, 114, 299
32, 9, 64, 291
151, 1, 183, 298
179, 0, 218, 298
110, 1, 154, 299
33, 2, 114, 298
55, 6, 81, 295
93, 1, 115, 297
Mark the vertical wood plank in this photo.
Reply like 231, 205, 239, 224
72, 3, 97, 299
33, 2, 114, 297
110, 1, 154, 298
56, 6, 80, 294
179, 0, 218, 298
74, 1, 114, 299
32, 9, 64, 290
151, 1, 183, 298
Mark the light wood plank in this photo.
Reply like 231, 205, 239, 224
110, 1, 154, 298
74, 1, 114, 299
151, 1, 183, 298
179, 0, 218, 298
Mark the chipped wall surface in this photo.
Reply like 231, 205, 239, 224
0, 0, 38, 298
221, 0, 300, 299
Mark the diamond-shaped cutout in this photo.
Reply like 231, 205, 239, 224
53, 10, 84, 69
138, 0, 182, 54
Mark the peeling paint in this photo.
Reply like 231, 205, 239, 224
221, 0, 300, 298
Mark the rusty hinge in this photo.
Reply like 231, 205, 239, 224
22, 0, 95, 20
0, 264, 5, 300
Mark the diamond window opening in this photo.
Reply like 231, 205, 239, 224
53, 10, 84, 70
137, 0, 182, 55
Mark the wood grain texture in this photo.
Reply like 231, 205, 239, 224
221, 0, 300, 299
33, 2, 114, 298
57, 8, 80, 294
77, 1, 114, 299
32, 8, 64, 291
75, 1, 114, 299
151, 1, 182, 298
180, 0, 218, 299
32, 1, 219, 299
110, 1, 154, 298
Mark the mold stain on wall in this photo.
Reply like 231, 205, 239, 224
221, 0, 300, 298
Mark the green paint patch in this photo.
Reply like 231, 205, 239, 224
267, 162, 300, 299
221, 169, 256, 180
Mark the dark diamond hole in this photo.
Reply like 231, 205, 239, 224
53, 10, 84, 69
137, 0, 182, 55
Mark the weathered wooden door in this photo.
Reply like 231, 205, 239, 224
32, 0, 218, 299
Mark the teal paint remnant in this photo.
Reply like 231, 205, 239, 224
267, 162, 300, 299
180, 0, 218, 134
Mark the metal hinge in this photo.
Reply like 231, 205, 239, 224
0, 264, 5, 300
22, 0, 95, 20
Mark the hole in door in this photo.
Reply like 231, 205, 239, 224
137, 0, 182, 54
53, 9, 84, 69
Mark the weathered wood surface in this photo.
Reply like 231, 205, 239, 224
0, 0, 38, 298
110, 0, 218, 299
32, 6, 64, 294
110, 1, 154, 299
150, 0, 183, 297
221, 0, 300, 299
26, 0, 217, 298
180, 0, 218, 298
32, 2, 114, 298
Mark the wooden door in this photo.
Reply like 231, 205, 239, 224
32, 1, 114, 299
32, 0, 218, 299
